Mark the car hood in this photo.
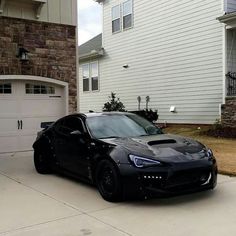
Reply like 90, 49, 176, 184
101, 134, 207, 163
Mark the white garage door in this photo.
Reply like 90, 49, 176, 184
0, 80, 66, 153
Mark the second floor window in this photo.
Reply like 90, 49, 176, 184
112, 0, 133, 33
82, 62, 99, 92
112, 5, 121, 33
123, 0, 133, 29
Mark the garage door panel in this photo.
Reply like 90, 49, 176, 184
0, 79, 67, 153
18, 133, 36, 152
20, 117, 58, 131
0, 99, 20, 115
20, 99, 65, 117
0, 136, 19, 153
0, 118, 18, 133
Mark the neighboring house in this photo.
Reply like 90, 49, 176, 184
79, 33, 103, 93
0, 0, 78, 153
79, 0, 236, 127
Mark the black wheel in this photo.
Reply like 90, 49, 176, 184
95, 159, 123, 202
34, 148, 52, 174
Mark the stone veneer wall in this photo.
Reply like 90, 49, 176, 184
221, 97, 236, 128
0, 16, 77, 113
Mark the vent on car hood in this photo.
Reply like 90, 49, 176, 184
148, 139, 177, 146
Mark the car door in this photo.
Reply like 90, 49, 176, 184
54, 116, 90, 178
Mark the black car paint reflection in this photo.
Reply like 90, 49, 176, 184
33, 112, 217, 202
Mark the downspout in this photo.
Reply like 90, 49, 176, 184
76, 0, 80, 113
221, 0, 227, 119
223, 25, 227, 105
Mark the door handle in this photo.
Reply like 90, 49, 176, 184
20, 120, 23, 130
17, 120, 20, 130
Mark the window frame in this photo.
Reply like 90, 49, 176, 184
112, 4, 121, 34
25, 83, 55, 95
82, 61, 100, 93
122, 0, 133, 30
82, 64, 90, 92
111, 0, 133, 34
0, 83, 12, 94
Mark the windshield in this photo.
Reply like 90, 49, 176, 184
86, 114, 162, 139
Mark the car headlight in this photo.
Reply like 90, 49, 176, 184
129, 155, 162, 168
206, 148, 213, 158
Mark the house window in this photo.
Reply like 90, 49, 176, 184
123, 0, 133, 29
112, 1, 133, 33
0, 83, 12, 94
91, 62, 99, 91
112, 5, 121, 33
25, 84, 55, 94
82, 61, 99, 92
82, 64, 90, 92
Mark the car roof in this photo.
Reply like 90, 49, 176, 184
85, 112, 135, 117
67, 112, 135, 119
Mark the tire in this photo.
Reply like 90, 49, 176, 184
34, 148, 52, 174
95, 159, 123, 202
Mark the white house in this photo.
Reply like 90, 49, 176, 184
79, 0, 236, 127
0, 0, 78, 153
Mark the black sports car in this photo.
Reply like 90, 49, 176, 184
33, 112, 217, 202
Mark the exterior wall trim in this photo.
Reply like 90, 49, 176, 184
0, 75, 69, 115
223, 25, 227, 104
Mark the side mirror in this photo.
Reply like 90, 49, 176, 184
70, 130, 83, 136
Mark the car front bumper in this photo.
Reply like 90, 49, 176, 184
118, 160, 218, 199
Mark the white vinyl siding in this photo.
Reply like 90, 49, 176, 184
2, 0, 77, 25
79, 0, 224, 124
225, 0, 236, 13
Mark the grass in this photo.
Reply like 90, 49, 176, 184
164, 125, 236, 176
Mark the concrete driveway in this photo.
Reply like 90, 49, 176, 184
0, 152, 236, 236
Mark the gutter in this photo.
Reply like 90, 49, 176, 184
217, 11, 236, 22
79, 48, 105, 62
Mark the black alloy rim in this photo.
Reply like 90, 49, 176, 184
99, 167, 116, 194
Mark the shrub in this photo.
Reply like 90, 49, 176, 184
103, 92, 126, 112
130, 109, 159, 122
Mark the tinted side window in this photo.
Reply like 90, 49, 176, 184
63, 117, 84, 132
56, 117, 84, 136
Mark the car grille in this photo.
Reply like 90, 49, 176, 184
166, 168, 211, 188
139, 167, 212, 193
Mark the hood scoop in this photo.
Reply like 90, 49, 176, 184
148, 139, 177, 146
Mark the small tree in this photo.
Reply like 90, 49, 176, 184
103, 92, 126, 112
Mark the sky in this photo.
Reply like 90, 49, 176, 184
78, 0, 102, 45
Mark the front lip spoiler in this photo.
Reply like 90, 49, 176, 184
145, 181, 214, 198
201, 172, 212, 186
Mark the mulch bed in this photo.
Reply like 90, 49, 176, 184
204, 126, 236, 139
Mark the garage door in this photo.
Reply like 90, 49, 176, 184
0, 80, 66, 153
